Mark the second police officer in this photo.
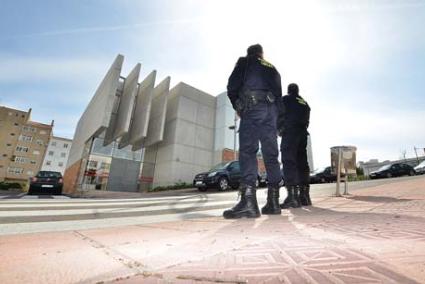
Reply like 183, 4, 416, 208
223, 44, 283, 219
278, 83, 312, 208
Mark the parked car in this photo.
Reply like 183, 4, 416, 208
28, 171, 63, 195
309, 166, 336, 184
414, 160, 425, 175
369, 163, 415, 179
193, 161, 264, 192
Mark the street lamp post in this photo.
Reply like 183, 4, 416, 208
228, 112, 239, 160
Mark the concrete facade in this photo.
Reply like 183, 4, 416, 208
64, 55, 316, 193
146, 82, 216, 188
41, 136, 72, 175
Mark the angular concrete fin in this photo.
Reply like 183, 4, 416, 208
104, 63, 141, 146
68, 54, 124, 166
119, 70, 157, 149
143, 76, 171, 147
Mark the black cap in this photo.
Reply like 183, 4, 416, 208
288, 83, 299, 95
247, 44, 263, 56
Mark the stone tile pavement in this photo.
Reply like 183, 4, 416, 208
1, 176, 424, 283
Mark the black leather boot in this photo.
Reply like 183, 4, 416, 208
223, 185, 261, 219
299, 185, 310, 206
280, 186, 301, 209
304, 185, 312, 206
261, 186, 281, 215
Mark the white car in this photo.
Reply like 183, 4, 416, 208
414, 161, 425, 175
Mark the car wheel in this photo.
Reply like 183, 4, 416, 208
386, 173, 392, 178
218, 177, 229, 191
198, 187, 207, 192
409, 170, 415, 176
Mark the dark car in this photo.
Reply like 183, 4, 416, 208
193, 161, 263, 192
369, 163, 415, 179
309, 166, 336, 184
28, 171, 63, 195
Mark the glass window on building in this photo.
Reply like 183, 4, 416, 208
48, 151, 54, 156
58, 162, 64, 167
36, 139, 44, 146
46, 161, 51, 166
88, 160, 98, 169
33, 150, 40, 155
27, 170, 34, 176
7, 167, 24, 174
14, 156, 29, 163
63, 143, 69, 148
51, 141, 57, 146
60, 152, 66, 158
16, 146, 29, 152
30, 160, 36, 165
18, 135, 32, 142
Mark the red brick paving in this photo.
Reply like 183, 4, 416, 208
1, 177, 424, 283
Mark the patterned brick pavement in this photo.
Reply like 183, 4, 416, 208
1, 176, 424, 283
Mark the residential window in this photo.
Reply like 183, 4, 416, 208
88, 160, 98, 169
6, 143, 12, 147
7, 167, 24, 174
51, 141, 57, 146
33, 150, 40, 155
22, 126, 36, 132
14, 123, 19, 126
58, 162, 64, 167
16, 146, 29, 153
46, 161, 51, 166
48, 151, 54, 156
10, 133, 15, 136
30, 160, 37, 165
63, 143, 69, 148
14, 156, 29, 163
60, 152, 66, 158
18, 135, 32, 142
2, 154, 7, 157
36, 139, 44, 146
27, 171, 34, 176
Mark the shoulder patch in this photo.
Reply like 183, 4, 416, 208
258, 58, 274, 68
296, 97, 307, 106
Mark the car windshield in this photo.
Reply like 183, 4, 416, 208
313, 167, 327, 174
36, 171, 62, 178
210, 162, 231, 171
416, 161, 425, 167
378, 164, 391, 171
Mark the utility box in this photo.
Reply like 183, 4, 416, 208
330, 146, 357, 196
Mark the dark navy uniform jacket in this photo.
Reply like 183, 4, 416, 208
227, 56, 282, 110
278, 94, 310, 133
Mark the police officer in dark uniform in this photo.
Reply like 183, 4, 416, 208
223, 44, 283, 219
278, 83, 312, 208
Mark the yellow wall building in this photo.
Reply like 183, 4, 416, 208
0, 106, 53, 184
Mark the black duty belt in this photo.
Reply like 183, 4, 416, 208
245, 90, 275, 103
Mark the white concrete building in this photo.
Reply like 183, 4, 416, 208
64, 55, 315, 193
41, 136, 72, 174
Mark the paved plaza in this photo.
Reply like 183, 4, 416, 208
0, 176, 424, 283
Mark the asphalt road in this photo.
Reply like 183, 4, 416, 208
0, 175, 422, 236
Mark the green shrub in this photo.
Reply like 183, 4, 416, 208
0, 182, 23, 190
149, 181, 193, 192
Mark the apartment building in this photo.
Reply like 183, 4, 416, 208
0, 106, 53, 183
41, 136, 72, 175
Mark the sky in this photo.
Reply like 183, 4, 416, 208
0, 0, 424, 169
